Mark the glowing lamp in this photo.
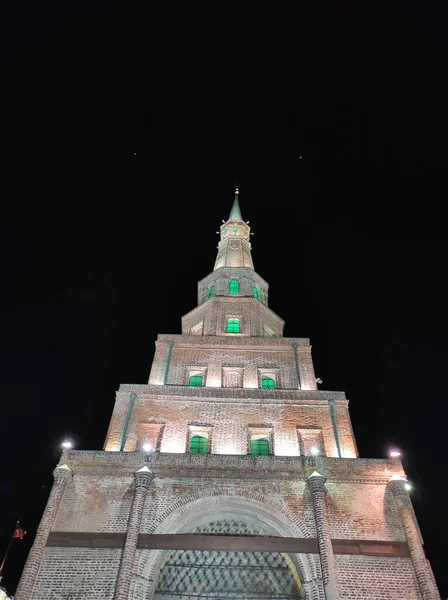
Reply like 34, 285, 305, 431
61, 440, 73, 449
390, 450, 401, 458
142, 443, 152, 452
310, 447, 319, 456
404, 482, 412, 491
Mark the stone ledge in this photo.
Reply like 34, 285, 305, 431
58, 451, 405, 483
156, 334, 310, 347
116, 384, 347, 404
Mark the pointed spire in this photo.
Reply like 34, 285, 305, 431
308, 471, 324, 479
228, 185, 243, 221
137, 465, 152, 473
213, 186, 254, 270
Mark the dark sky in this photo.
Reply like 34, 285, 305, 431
1, 1, 448, 596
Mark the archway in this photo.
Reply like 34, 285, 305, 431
154, 517, 302, 599
132, 492, 321, 600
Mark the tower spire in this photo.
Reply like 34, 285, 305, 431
213, 186, 254, 270
228, 185, 243, 222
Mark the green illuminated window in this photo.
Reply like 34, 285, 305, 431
250, 438, 270, 456
233, 225, 238, 233
189, 435, 208, 454
227, 318, 240, 333
261, 377, 275, 389
208, 285, 215, 298
189, 374, 203, 387
253, 286, 259, 299
229, 279, 239, 294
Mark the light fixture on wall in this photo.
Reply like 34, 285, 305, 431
316, 378, 322, 384
142, 442, 152, 462
61, 440, 73, 449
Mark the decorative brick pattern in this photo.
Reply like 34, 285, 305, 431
113, 468, 154, 600
307, 473, 338, 600
389, 478, 440, 599
15, 465, 72, 600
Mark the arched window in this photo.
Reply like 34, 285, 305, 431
208, 285, 215, 299
189, 374, 203, 387
189, 435, 208, 454
229, 279, 239, 294
227, 318, 240, 333
261, 376, 275, 389
253, 286, 259, 300
250, 438, 270, 456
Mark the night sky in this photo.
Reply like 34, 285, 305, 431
1, 2, 448, 596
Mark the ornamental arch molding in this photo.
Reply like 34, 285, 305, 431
132, 490, 322, 600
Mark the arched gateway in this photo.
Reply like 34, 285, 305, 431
132, 494, 320, 600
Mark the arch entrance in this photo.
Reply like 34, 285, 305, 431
135, 494, 320, 600
153, 518, 302, 599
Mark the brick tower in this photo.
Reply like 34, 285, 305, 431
16, 189, 440, 599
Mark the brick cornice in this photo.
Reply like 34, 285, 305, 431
58, 452, 406, 484
156, 333, 310, 347
116, 384, 347, 405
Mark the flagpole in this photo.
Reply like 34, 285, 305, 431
0, 520, 20, 582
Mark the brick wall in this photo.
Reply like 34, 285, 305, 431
197, 267, 269, 307
24, 451, 433, 599
326, 483, 404, 541
51, 453, 405, 542
33, 548, 120, 599
54, 474, 134, 533
182, 297, 284, 337
334, 555, 421, 599
104, 390, 357, 458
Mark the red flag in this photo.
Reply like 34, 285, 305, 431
13, 524, 26, 539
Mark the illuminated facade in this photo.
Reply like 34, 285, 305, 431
16, 190, 440, 599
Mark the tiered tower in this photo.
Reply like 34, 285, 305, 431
16, 189, 440, 599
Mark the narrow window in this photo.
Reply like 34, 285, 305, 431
229, 279, 239, 294
189, 374, 203, 387
261, 376, 275, 389
253, 286, 259, 300
189, 435, 208, 455
233, 225, 238, 233
208, 285, 215, 298
227, 318, 240, 333
250, 438, 270, 456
